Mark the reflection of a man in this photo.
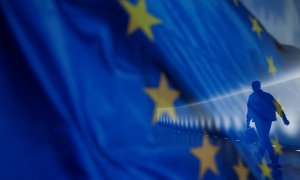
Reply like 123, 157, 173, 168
246, 81, 290, 165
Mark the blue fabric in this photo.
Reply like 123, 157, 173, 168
0, 0, 297, 179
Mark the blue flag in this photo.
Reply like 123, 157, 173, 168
1, 0, 300, 179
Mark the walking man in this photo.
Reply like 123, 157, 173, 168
246, 81, 290, 165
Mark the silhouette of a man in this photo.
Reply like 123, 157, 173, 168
246, 81, 290, 165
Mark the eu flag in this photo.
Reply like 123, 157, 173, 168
1, 0, 300, 179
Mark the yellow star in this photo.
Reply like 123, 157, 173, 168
119, 0, 161, 41
233, 0, 239, 6
272, 136, 283, 154
259, 159, 272, 179
233, 158, 249, 180
144, 73, 180, 124
267, 56, 277, 75
190, 134, 219, 178
249, 17, 263, 38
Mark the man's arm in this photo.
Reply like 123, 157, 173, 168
274, 99, 290, 126
246, 98, 252, 129
246, 112, 251, 129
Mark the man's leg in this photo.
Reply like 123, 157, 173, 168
261, 121, 279, 165
255, 120, 266, 162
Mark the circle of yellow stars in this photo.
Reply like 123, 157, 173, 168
117, 0, 285, 178
120, 0, 279, 76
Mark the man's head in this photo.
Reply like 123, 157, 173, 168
251, 81, 261, 92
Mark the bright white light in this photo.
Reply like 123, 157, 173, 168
223, 116, 231, 131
